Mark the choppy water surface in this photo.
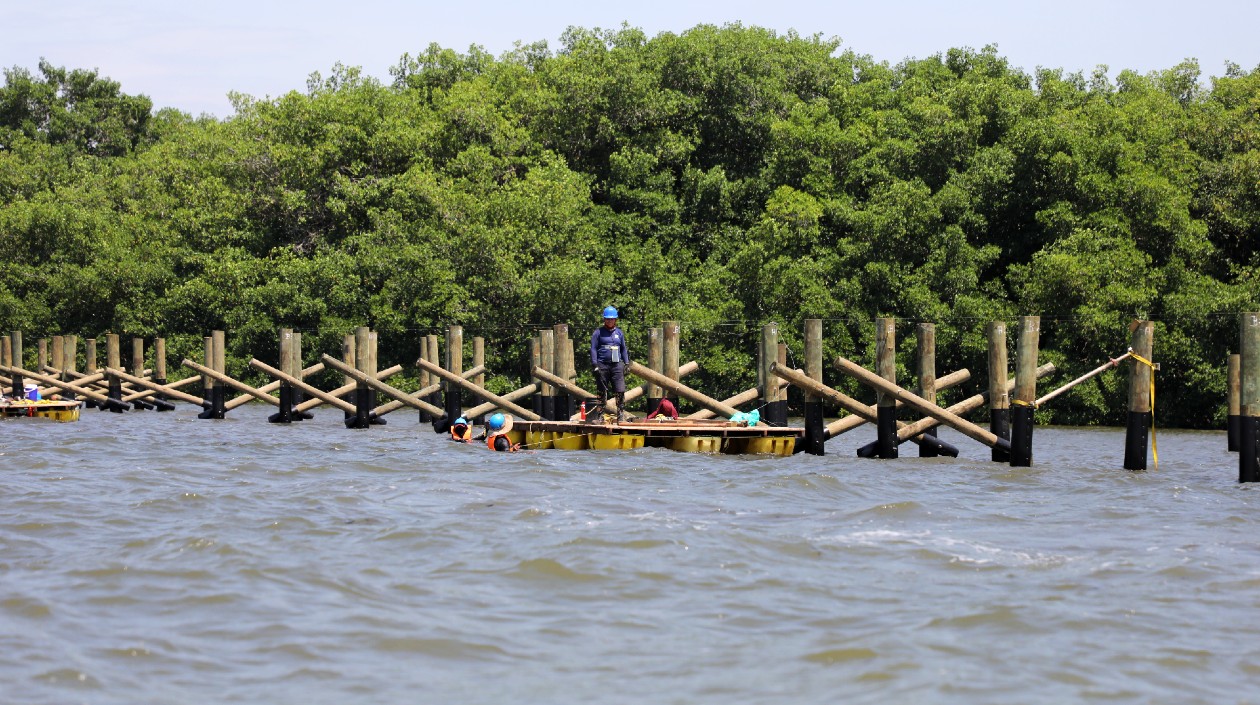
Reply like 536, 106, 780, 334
2, 407, 1258, 704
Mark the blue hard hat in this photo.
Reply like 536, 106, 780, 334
602, 306, 618, 319
454, 417, 468, 427
487, 413, 505, 432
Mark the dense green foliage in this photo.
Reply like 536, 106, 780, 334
3, 27, 1258, 427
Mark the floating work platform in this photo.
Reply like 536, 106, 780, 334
0, 399, 81, 422
505, 418, 802, 455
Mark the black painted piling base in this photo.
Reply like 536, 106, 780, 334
799, 401, 825, 456
541, 396, 555, 422
292, 389, 313, 420
646, 396, 661, 418
344, 388, 373, 429
368, 390, 386, 425
1241, 416, 1259, 483
1228, 414, 1240, 452
856, 432, 959, 458
268, 385, 294, 424
875, 405, 898, 459
197, 387, 226, 419
1009, 405, 1034, 467
1123, 411, 1151, 471
150, 378, 175, 411
131, 398, 156, 411
435, 392, 460, 435
762, 399, 789, 427
990, 409, 1011, 463
104, 380, 125, 414
556, 393, 573, 422
918, 427, 939, 458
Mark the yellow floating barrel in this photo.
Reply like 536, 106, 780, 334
591, 433, 645, 451
725, 437, 796, 456
551, 432, 588, 450
524, 429, 553, 449
669, 436, 722, 453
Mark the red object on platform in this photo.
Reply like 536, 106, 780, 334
646, 399, 678, 420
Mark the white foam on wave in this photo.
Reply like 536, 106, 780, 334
816, 529, 1074, 568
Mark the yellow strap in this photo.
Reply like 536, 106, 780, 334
1011, 398, 1037, 409
1130, 351, 1158, 471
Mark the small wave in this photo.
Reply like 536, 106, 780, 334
803, 647, 879, 663
372, 637, 510, 660
817, 530, 1073, 569
508, 558, 606, 583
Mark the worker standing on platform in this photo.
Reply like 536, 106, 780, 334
591, 306, 630, 421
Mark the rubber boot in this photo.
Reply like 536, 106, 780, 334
616, 392, 626, 422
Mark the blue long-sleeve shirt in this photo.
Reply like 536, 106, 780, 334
591, 325, 629, 366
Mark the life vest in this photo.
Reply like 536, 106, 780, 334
450, 424, 472, 442
487, 433, 516, 451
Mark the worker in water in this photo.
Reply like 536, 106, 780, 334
450, 416, 472, 442
485, 412, 520, 452
590, 305, 630, 421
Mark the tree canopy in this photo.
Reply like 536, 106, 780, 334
3, 24, 1258, 427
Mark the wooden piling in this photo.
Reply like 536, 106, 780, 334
916, 323, 938, 458
129, 337, 158, 410
153, 337, 166, 385
802, 319, 825, 455
1228, 353, 1241, 452
10, 331, 22, 397
760, 323, 786, 426
875, 317, 898, 459
988, 321, 1010, 462
539, 328, 555, 420
51, 336, 63, 377
553, 325, 573, 420
346, 326, 371, 428
528, 337, 543, 417
84, 337, 96, 407
341, 333, 356, 424
200, 336, 213, 409
37, 338, 48, 374
50, 336, 64, 399
417, 336, 432, 422
291, 331, 311, 418
106, 334, 124, 408
647, 327, 663, 415
472, 336, 486, 422
426, 334, 441, 419
1239, 313, 1260, 483
1010, 316, 1039, 467
1123, 321, 1154, 471
63, 335, 78, 402
444, 325, 464, 426
663, 321, 680, 410
270, 328, 295, 424
206, 329, 226, 417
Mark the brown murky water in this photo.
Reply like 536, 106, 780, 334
2, 407, 1257, 703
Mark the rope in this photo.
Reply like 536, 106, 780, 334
1129, 349, 1159, 471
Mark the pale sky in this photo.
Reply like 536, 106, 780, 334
7, 0, 1258, 118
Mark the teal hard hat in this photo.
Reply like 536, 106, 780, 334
454, 417, 468, 427
487, 413, 506, 432
602, 306, 618, 319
